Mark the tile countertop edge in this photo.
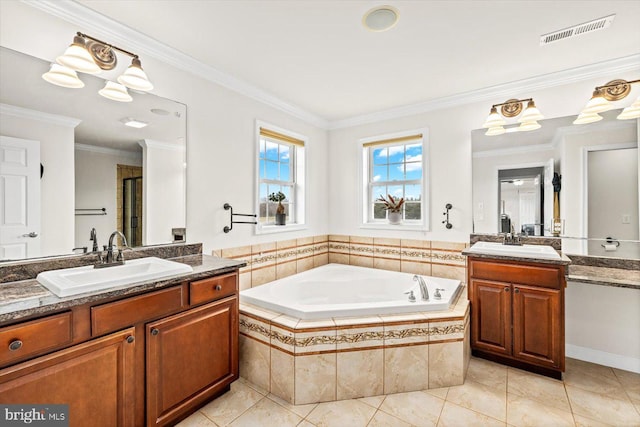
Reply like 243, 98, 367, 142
0, 255, 246, 324
566, 275, 640, 290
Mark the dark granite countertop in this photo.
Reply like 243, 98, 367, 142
461, 248, 572, 266
0, 255, 245, 324
567, 265, 640, 290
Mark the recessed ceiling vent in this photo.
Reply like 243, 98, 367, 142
540, 14, 615, 46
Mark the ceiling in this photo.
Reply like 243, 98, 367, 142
70, 1, 640, 122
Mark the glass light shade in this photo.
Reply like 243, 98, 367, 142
485, 126, 506, 136
42, 64, 84, 88
518, 121, 541, 132
617, 97, 640, 120
518, 100, 544, 122
482, 107, 505, 128
581, 89, 612, 114
117, 58, 153, 91
573, 112, 603, 125
98, 81, 133, 102
56, 35, 101, 74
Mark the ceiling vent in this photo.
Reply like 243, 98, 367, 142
540, 14, 615, 46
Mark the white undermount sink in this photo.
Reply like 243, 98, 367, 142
467, 241, 561, 260
37, 257, 194, 297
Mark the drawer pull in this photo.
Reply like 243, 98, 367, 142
214, 285, 222, 291
150, 328, 160, 336
8, 340, 23, 351
504, 287, 510, 292
126, 335, 135, 344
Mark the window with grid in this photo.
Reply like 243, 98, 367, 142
257, 125, 305, 227
362, 133, 427, 225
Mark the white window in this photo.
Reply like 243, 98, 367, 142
256, 122, 306, 233
361, 131, 429, 229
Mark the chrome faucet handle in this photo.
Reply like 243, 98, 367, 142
434, 288, 444, 299
404, 290, 416, 302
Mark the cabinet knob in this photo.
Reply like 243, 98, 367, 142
514, 288, 520, 294
8, 339, 23, 351
126, 335, 135, 344
504, 287, 510, 292
150, 328, 160, 336
214, 284, 222, 291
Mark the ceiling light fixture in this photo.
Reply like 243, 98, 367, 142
363, 6, 399, 32
43, 32, 153, 101
482, 98, 544, 136
120, 117, 148, 128
575, 79, 640, 124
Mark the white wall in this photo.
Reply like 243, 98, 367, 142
566, 281, 640, 373
0, 109, 75, 256
74, 146, 142, 250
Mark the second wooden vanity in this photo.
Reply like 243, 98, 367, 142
0, 255, 242, 427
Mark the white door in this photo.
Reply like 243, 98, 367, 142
544, 158, 554, 236
0, 135, 41, 260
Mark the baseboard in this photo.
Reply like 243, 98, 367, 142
566, 344, 640, 374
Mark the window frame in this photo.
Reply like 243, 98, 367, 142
255, 120, 307, 234
359, 129, 430, 231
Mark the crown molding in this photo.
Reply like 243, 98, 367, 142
22, 0, 329, 130
138, 139, 185, 151
23, 1, 640, 132
329, 54, 640, 130
75, 143, 141, 159
0, 102, 82, 128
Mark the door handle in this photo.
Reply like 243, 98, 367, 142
22, 232, 38, 238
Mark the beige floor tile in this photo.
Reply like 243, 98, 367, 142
266, 393, 317, 418
446, 379, 506, 421
425, 386, 449, 400
467, 357, 507, 392
379, 391, 444, 427
566, 358, 618, 380
566, 384, 640, 426
297, 421, 317, 427
506, 393, 574, 427
437, 401, 505, 427
200, 381, 264, 426
564, 363, 627, 398
237, 377, 269, 396
306, 399, 377, 427
368, 409, 412, 427
613, 368, 640, 404
177, 411, 217, 427
357, 395, 386, 409
507, 368, 570, 412
573, 413, 618, 427
228, 397, 302, 427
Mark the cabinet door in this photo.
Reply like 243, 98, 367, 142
471, 279, 512, 356
147, 296, 238, 427
0, 328, 136, 427
512, 285, 562, 369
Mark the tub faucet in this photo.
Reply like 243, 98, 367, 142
413, 275, 429, 301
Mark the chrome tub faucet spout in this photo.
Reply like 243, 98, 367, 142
413, 275, 429, 301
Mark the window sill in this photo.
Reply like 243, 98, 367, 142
255, 224, 308, 235
360, 223, 428, 232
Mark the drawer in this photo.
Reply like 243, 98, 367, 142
91, 286, 185, 336
0, 311, 73, 366
470, 260, 563, 289
190, 273, 238, 306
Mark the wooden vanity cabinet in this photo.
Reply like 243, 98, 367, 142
0, 269, 239, 427
468, 257, 565, 378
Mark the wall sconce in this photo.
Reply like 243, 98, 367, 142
574, 79, 640, 124
482, 98, 544, 136
42, 32, 153, 102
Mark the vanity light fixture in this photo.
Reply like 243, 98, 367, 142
575, 79, 640, 124
482, 98, 544, 136
42, 32, 153, 102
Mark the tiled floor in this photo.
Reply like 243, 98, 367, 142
178, 357, 640, 427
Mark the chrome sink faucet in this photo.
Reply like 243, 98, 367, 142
95, 231, 129, 268
413, 275, 429, 301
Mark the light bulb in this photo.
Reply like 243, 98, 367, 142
117, 57, 153, 91
99, 81, 133, 102
42, 63, 84, 88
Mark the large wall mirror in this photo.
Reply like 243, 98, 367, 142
0, 47, 187, 261
472, 110, 639, 259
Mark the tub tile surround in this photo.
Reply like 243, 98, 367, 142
239, 287, 470, 405
216, 234, 468, 288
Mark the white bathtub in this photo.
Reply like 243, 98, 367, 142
240, 263, 462, 319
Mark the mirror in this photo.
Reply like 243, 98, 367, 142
0, 47, 187, 261
472, 110, 639, 259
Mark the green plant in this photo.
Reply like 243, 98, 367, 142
268, 191, 286, 214
376, 194, 404, 213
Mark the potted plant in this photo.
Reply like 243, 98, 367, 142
377, 194, 404, 224
269, 191, 287, 225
